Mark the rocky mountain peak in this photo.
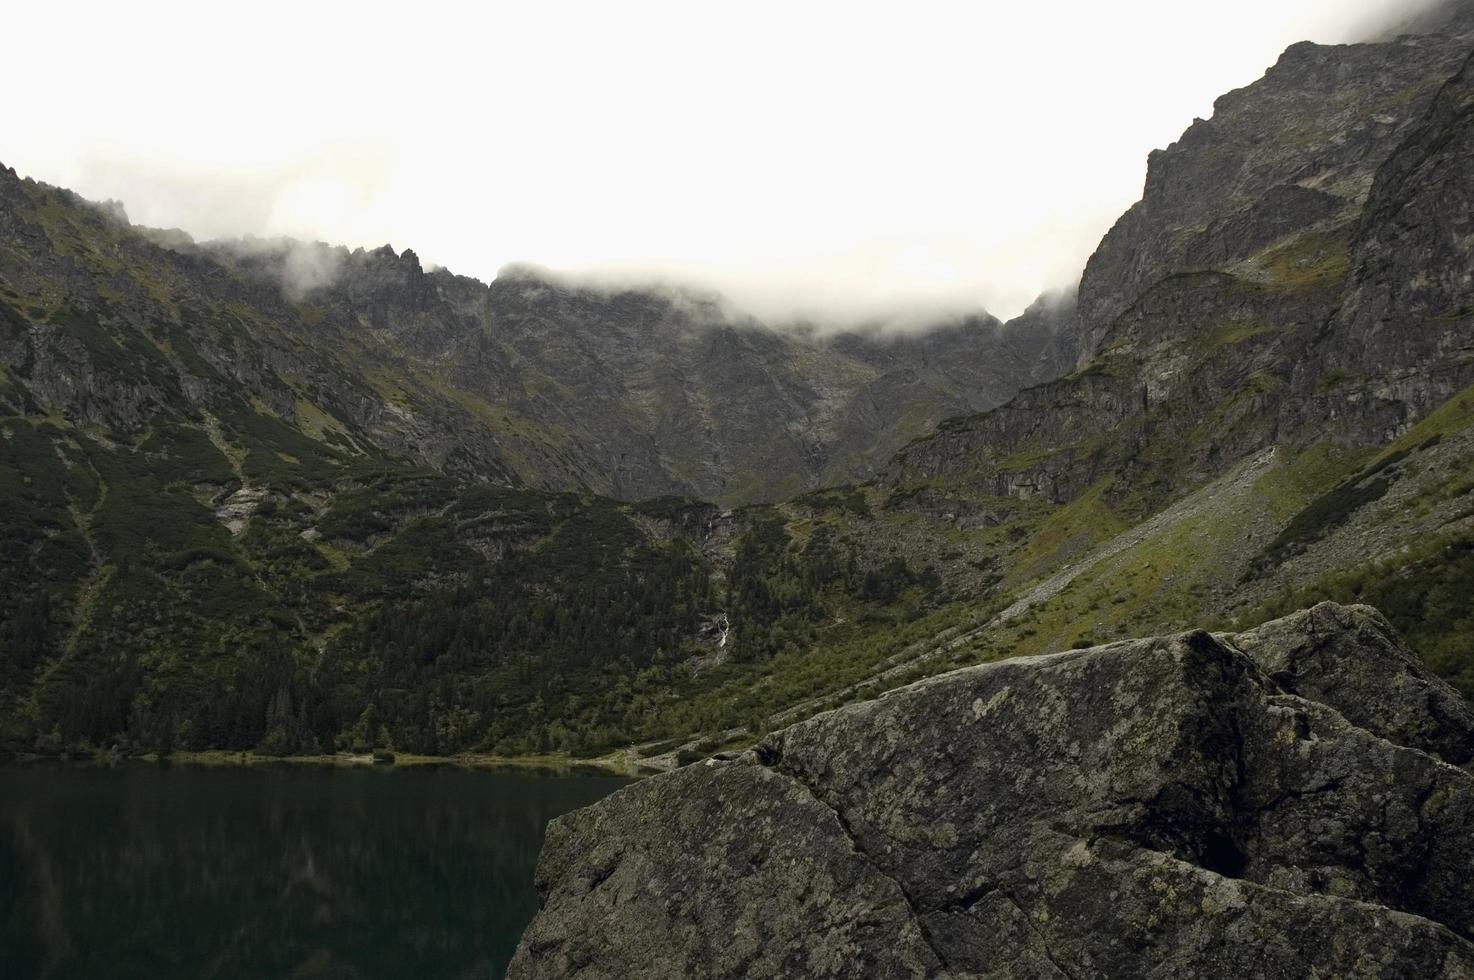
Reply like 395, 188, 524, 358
887, 20, 1474, 523
1076, 29, 1471, 367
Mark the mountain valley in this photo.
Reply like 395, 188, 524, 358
2, 5, 1473, 773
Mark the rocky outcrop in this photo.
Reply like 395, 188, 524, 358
1232, 601, 1474, 767
887, 22, 1474, 513
1308, 46, 1474, 447
1075, 32, 1472, 367
510, 603, 1474, 978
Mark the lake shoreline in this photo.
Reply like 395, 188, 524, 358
4, 747, 659, 777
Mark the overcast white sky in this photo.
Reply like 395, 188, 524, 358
1, 0, 1443, 323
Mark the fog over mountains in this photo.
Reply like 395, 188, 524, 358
5, 0, 1460, 327
8, 3, 1474, 978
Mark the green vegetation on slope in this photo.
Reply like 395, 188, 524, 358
0, 398, 952, 758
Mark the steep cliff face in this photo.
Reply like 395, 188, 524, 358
511, 604, 1474, 979
1075, 32, 1471, 365
424, 268, 1041, 503
1308, 46, 1474, 445
888, 20, 1474, 521
887, 263, 1334, 504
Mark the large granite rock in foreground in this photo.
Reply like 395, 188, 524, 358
509, 603, 1474, 978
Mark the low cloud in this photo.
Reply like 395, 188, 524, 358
1349, 0, 1468, 38
280, 243, 345, 301
3, 0, 1446, 331
492, 261, 1013, 335
206, 237, 347, 303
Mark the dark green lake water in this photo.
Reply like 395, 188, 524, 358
0, 763, 629, 979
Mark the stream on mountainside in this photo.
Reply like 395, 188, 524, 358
0, 763, 629, 979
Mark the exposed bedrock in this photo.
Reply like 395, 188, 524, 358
510, 603, 1474, 978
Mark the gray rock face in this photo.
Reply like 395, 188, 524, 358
1232, 601, 1474, 767
1075, 32, 1472, 367
510, 604, 1474, 978
887, 27, 1474, 515
1313, 46, 1474, 446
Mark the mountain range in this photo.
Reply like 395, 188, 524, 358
6, 194, 1074, 508
1, 2, 1472, 764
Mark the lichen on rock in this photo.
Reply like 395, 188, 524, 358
509, 603, 1474, 978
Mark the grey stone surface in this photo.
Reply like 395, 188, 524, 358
1232, 601, 1474, 767
510, 606, 1474, 978
886, 25, 1474, 507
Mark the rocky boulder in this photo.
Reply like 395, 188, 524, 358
509, 603, 1474, 978
1231, 601, 1474, 768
